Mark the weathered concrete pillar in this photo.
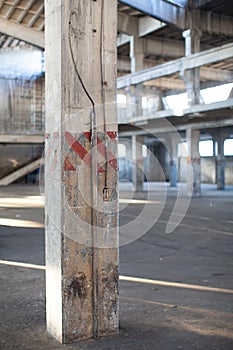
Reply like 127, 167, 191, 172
209, 130, 229, 190
130, 36, 144, 73
216, 138, 225, 190
169, 136, 179, 187
118, 137, 132, 182
182, 29, 201, 106
45, 0, 118, 343
127, 36, 144, 119
186, 128, 201, 196
132, 134, 144, 191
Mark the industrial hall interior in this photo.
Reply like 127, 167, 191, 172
0, 0, 233, 349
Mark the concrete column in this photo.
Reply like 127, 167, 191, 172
216, 138, 225, 190
132, 135, 144, 191
209, 130, 229, 190
118, 137, 132, 182
182, 29, 201, 106
169, 137, 179, 187
128, 36, 144, 119
186, 128, 201, 195
126, 84, 143, 119
130, 36, 144, 73
45, 0, 118, 344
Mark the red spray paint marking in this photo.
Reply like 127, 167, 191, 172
64, 157, 76, 171
65, 131, 91, 167
107, 131, 117, 140
97, 136, 117, 171
65, 132, 105, 172
65, 131, 117, 172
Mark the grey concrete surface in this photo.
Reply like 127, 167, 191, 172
0, 183, 233, 349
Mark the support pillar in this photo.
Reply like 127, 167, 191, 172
182, 29, 201, 106
216, 138, 225, 190
45, 0, 118, 343
186, 128, 201, 196
169, 136, 179, 187
118, 137, 132, 182
130, 36, 144, 73
132, 135, 144, 191
209, 130, 229, 190
126, 36, 144, 119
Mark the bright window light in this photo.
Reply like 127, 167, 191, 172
165, 83, 233, 113
118, 143, 126, 157
224, 139, 233, 156
0, 49, 44, 79
201, 83, 233, 104
165, 93, 188, 115
117, 94, 126, 106
199, 140, 213, 157
142, 145, 147, 158
215, 142, 218, 156
142, 96, 148, 109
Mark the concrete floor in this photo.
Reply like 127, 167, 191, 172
0, 183, 233, 349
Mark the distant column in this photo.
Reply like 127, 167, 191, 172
210, 130, 228, 190
118, 137, 132, 182
169, 137, 179, 187
132, 135, 144, 191
186, 128, 201, 195
216, 138, 225, 190
127, 36, 144, 119
182, 29, 202, 106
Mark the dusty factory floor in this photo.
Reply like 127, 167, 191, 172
0, 183, 233, 350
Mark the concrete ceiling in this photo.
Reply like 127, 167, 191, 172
0, 0, 44, 48
0, 0, 232, 95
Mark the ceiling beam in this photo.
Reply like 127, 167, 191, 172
117, 33, 214, 56
117, 12, 138, 36
119, 0, 186, 28
0, 134, 44, 143
118, 36, 184, 56
119, 118, 233, 136
145, 37, 184, 57
163, 0, 189, 8
0, 17, 44, 48
117, 43, 233, 89
16, 0, 35, 24
117, 56, 233, 90
138, 16, 166, 37
193, 0, 214, 7
200, 11, 233, 37
119, 0, 233, 36
27, 3, 44, 28
144, 77, 185, 90
5, 0, 21, 19
200, 67, 233, 82
117, 33, 130, 47
118, 98, 233, 126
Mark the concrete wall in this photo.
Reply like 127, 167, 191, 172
179, 156, 233, 185
0, 75, 45, 180
144, 144, 170, 182
0, 75, 45, 134
119, 147, 233, 185
201, 157, 216, 183
119, 142, 170, 182
225, 157, 233, 185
